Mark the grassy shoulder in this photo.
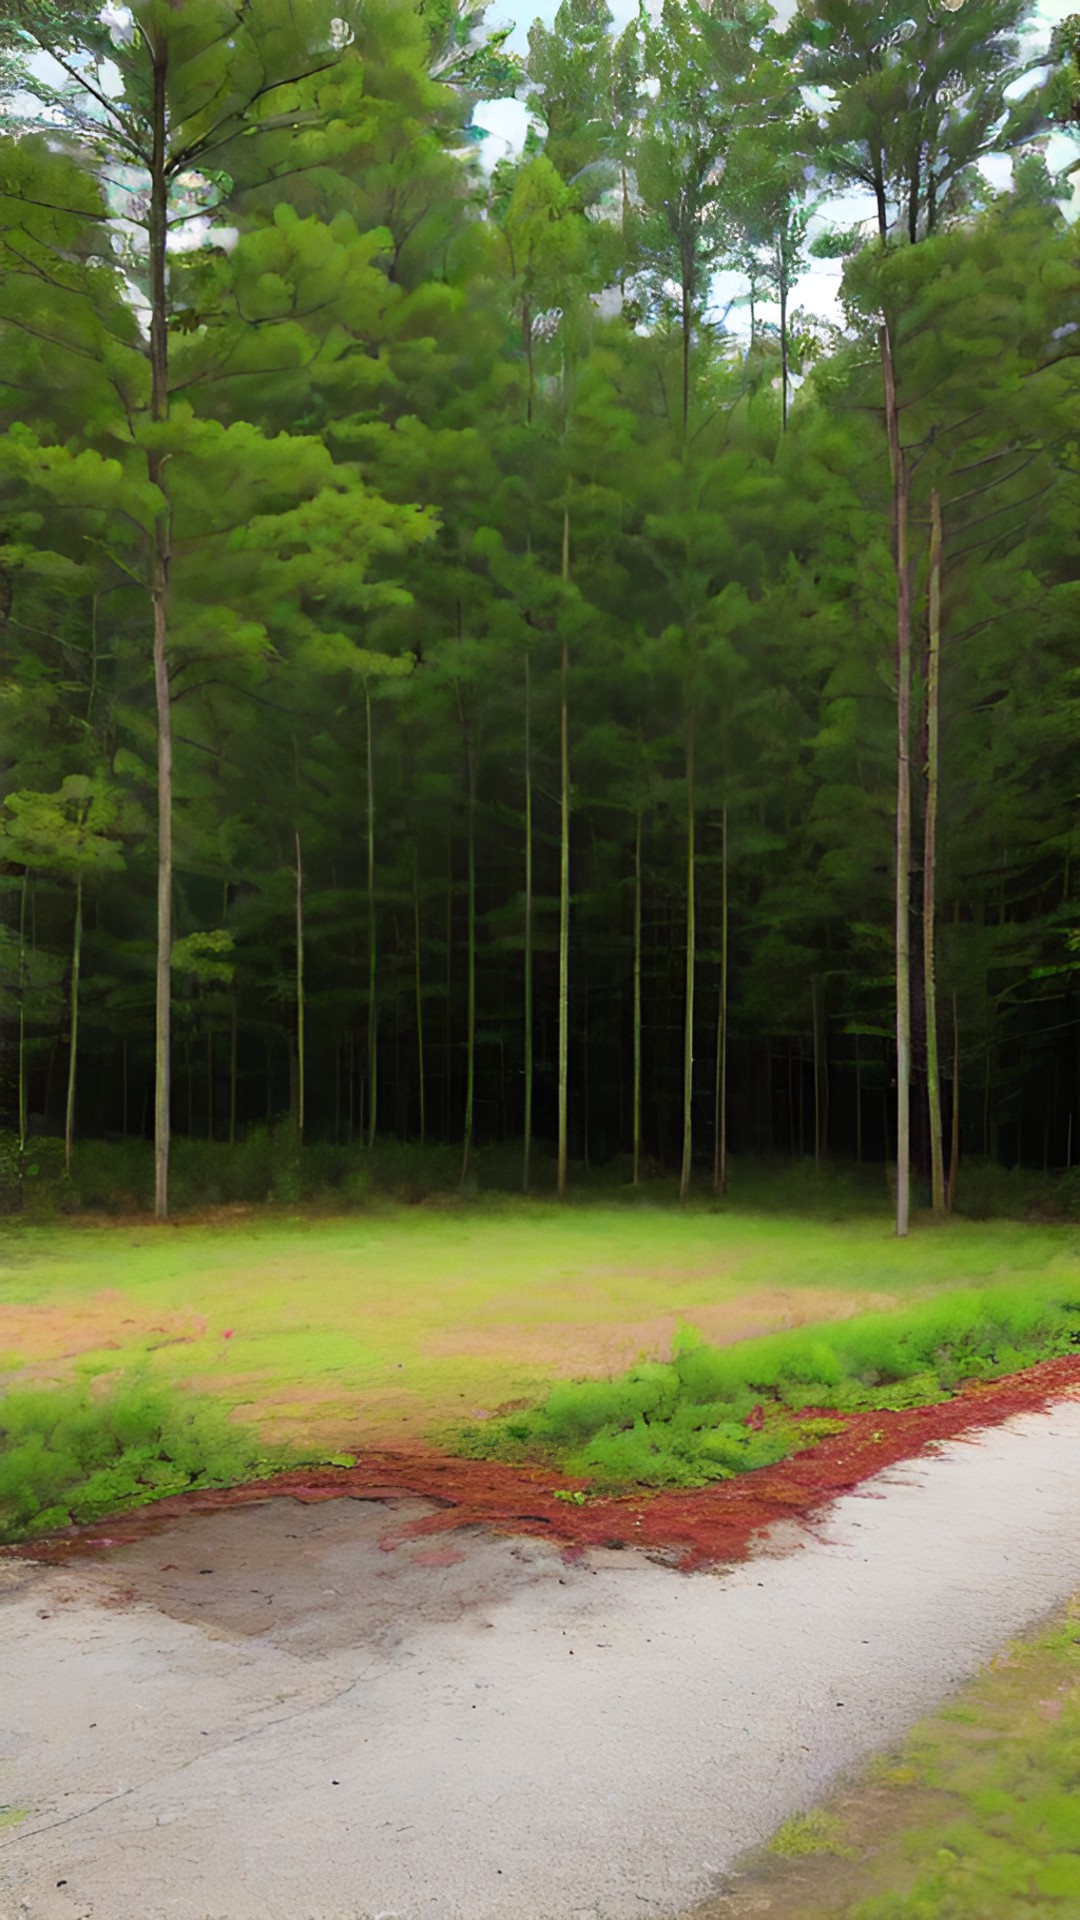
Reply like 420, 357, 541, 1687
691, 1597, 1080, 1919
459, 1279, 1080, 1487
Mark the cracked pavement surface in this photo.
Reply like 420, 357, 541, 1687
2, 1397, 1080, 1920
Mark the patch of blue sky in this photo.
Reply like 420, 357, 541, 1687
471, 0, 1080, 336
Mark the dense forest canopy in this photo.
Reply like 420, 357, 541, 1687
0, 0, 1078, 1224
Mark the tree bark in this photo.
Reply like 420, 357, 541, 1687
523, 650, 533, 1192
229, 999, 237, 1147
365, 684, 377, 1149
17, 871, 27, 1157
812, 976, 823, 1174
149, 40, 173, 1220
295, 827, 305, 1144
64, 875, 82, 1178
633, 804, 643, 1186
413, 841, 426, 1148
679, 719, 695, 1201
458, 684, 476, 1188
557, 503, 571, 1199
681, 278, 691, 445
873, 158, 888, 239
880, 320, 912, 1237
946, 989, 960, 1209
778, 246, 789, 432
924, 486, 946, 1215
713, 803, 728, 1196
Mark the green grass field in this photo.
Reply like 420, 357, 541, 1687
2, 1202, 1079, 1450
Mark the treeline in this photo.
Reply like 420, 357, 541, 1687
0, 0, 1079, 1221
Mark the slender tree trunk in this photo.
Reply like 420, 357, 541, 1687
17, 871, 27, 1157
713, 804, 728, 1196
445, 825, 453, 1142
229, 999, 237, 1147
523, 651, 533, 1191
458, 686, 476, 1188
812, 977, 822, 1175
778, 248, 789, 432
523, 300, 534, 427
295, 827, 305, 1144
873, 158, 888, 238
86, 593, 100, 729
365, 684, 377, 1149
64, 876, 82, 1178
498, 961, 508, 1141
413, 842, 425, 1148
149, 45, 172, 1221
880, 321, 912, 1237
947, 990, 960, 1210
907, 150, 921, 245
681, 280, 691, 445
122, 1038, 128, 1141
633, 804, 643, 1186
206, 1029, 213, 1139
679, 719, 695, 1201
347, 1029, 354, 1145
924, 487, 946, 1215
582, 935, 590, 1173
557, 504, 571, 1199
855, 1028, 863, 1164
983, 1028, 992, 1158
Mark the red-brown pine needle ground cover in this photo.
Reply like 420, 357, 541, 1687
19, 1352, 1080, 1572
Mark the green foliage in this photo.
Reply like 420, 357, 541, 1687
0, 0, 1077, 1224
0, 1377, 286, 1543
465, 1282, 1080, 1489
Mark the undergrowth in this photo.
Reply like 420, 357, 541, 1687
6, 1131, 1080, 1222
458, 1282, 1080, 1489
0, 1377, 288, 1543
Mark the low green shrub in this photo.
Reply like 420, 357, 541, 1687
0, 1377, 287, 1543
460, 1281, 1080, 1491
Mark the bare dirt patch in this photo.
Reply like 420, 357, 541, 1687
424, 1285, 896, 1378
0, 1291, 207, 1378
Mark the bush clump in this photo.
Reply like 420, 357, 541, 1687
0, 1377, 286, 1543
460, 1281, 1080, 1491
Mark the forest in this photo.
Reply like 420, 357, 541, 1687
1, 0, 1079, 1229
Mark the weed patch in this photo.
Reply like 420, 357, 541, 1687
770, 1810, 857, 1859
0, 1377, 288, 1543
460, 1282, 1080, 1489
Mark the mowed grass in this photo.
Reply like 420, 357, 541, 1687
2, 1202, 1079, 1452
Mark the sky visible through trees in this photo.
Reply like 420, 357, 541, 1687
0, 0, 1078, 1224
